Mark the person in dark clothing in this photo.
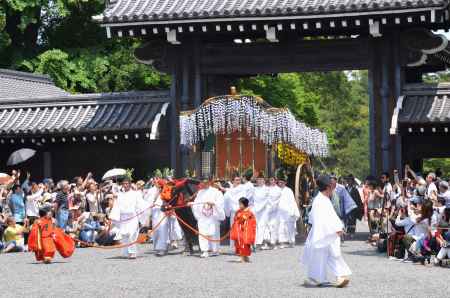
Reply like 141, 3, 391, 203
55, 181, 70, 230
345, 174, 364, 237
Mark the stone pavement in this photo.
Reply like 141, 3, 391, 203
0, 223, 447, 298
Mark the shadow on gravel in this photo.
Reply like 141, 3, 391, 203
345, 249, 387, 259
29, 261, 68, 265
302, 282, 336, 288
105, 256, 146, 260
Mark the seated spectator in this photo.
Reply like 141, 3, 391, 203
79, 213, 101, 245
1, 216, 28, 253
434, 206, 450, 266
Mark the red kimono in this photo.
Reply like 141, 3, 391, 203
28, 218, 75, 262
230, 208, 257, 257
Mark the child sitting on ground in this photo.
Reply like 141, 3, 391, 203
230, 197, 257, 263
1, 216, 28, 253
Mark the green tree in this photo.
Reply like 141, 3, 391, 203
0, 0, 169, 93
239, 71, 370, 178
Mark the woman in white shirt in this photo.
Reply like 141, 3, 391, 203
85, 182, 100, 213
26, 183, 43, 224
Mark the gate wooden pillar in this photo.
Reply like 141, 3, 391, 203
368, 31, 404, 176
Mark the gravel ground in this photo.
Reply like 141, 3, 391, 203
1, 222, 448, 298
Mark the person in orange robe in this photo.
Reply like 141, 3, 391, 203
28, 207, 56, 263
28, 206, 75, 263
230, 197, 257, 263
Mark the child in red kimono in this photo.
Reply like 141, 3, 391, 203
28, 207, 75, 264
230, 198, 257, 263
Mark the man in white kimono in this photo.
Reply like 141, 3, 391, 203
192, 178, 225, 258
252, 174, 271, 249
110, 178, 149, 259
302, 175, 351, 288
277, 178, 300, 248
224, 176, 246, 249
147, 181, 171, 256
267, 177, 282, 248
241, 169, 255, 205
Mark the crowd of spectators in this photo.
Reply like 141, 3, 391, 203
0, 171, 144, 253
361, 165, 450, 266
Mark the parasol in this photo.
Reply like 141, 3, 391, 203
102, 168, 126, 181
7, 148, 36, 166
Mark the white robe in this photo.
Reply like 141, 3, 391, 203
145, 185, 171, 252
224, 185, 246, 247
110, 190, 148, 255
241, 181, 255, 205
277, 186, 300, 244
192, 187, 225, 252
302, 192, 352, 283
267, 185, 282, 244
252, 185, 271, 245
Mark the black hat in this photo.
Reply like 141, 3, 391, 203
345, 174, 355, 180
39, 206, 51, 217
317, 175, 332, 191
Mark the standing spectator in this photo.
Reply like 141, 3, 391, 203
8, 185, 26, 225
330, 175, 357, 238
345, 174, 364, 237
426, 172, 438, 201
26, 182, 43, 225
380, 172, 394, 206
55, 180, 70, 229
438, 181, 450, 206
86, 182, 101, 213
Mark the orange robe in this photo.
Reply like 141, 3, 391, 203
28, 218, 75, 262
230, 208, 257, 257
28, 218, 56, 261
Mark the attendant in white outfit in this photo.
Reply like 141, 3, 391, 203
267, 177, 282, 247
252, 175, 271, 247
224, 176, 246, 249
277, 179, 300, 247
148, 183, 172, 256
241, 170, 255, 205
192, 179, 225, 258
109, 178, 149, 259
302, 175, 351, 288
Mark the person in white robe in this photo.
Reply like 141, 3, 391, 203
302, 175, 351, 288
241, 170, 255, 205
191, 179, 225, 258
168, 214, 183, 249
109, 178, 149, 259
277, 179, 300, 248
148, 181, 172, 256
267, 177, 282, 248
252, 175, 271, 248
224, 176, 246, 249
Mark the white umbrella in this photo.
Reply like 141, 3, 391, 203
102, 168, 126, 181
7, 148, 36, 166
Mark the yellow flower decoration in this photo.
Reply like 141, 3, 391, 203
277, 143, 309, 166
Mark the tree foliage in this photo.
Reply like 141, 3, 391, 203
0, 0, 169, 92
239, 71, 369, 178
